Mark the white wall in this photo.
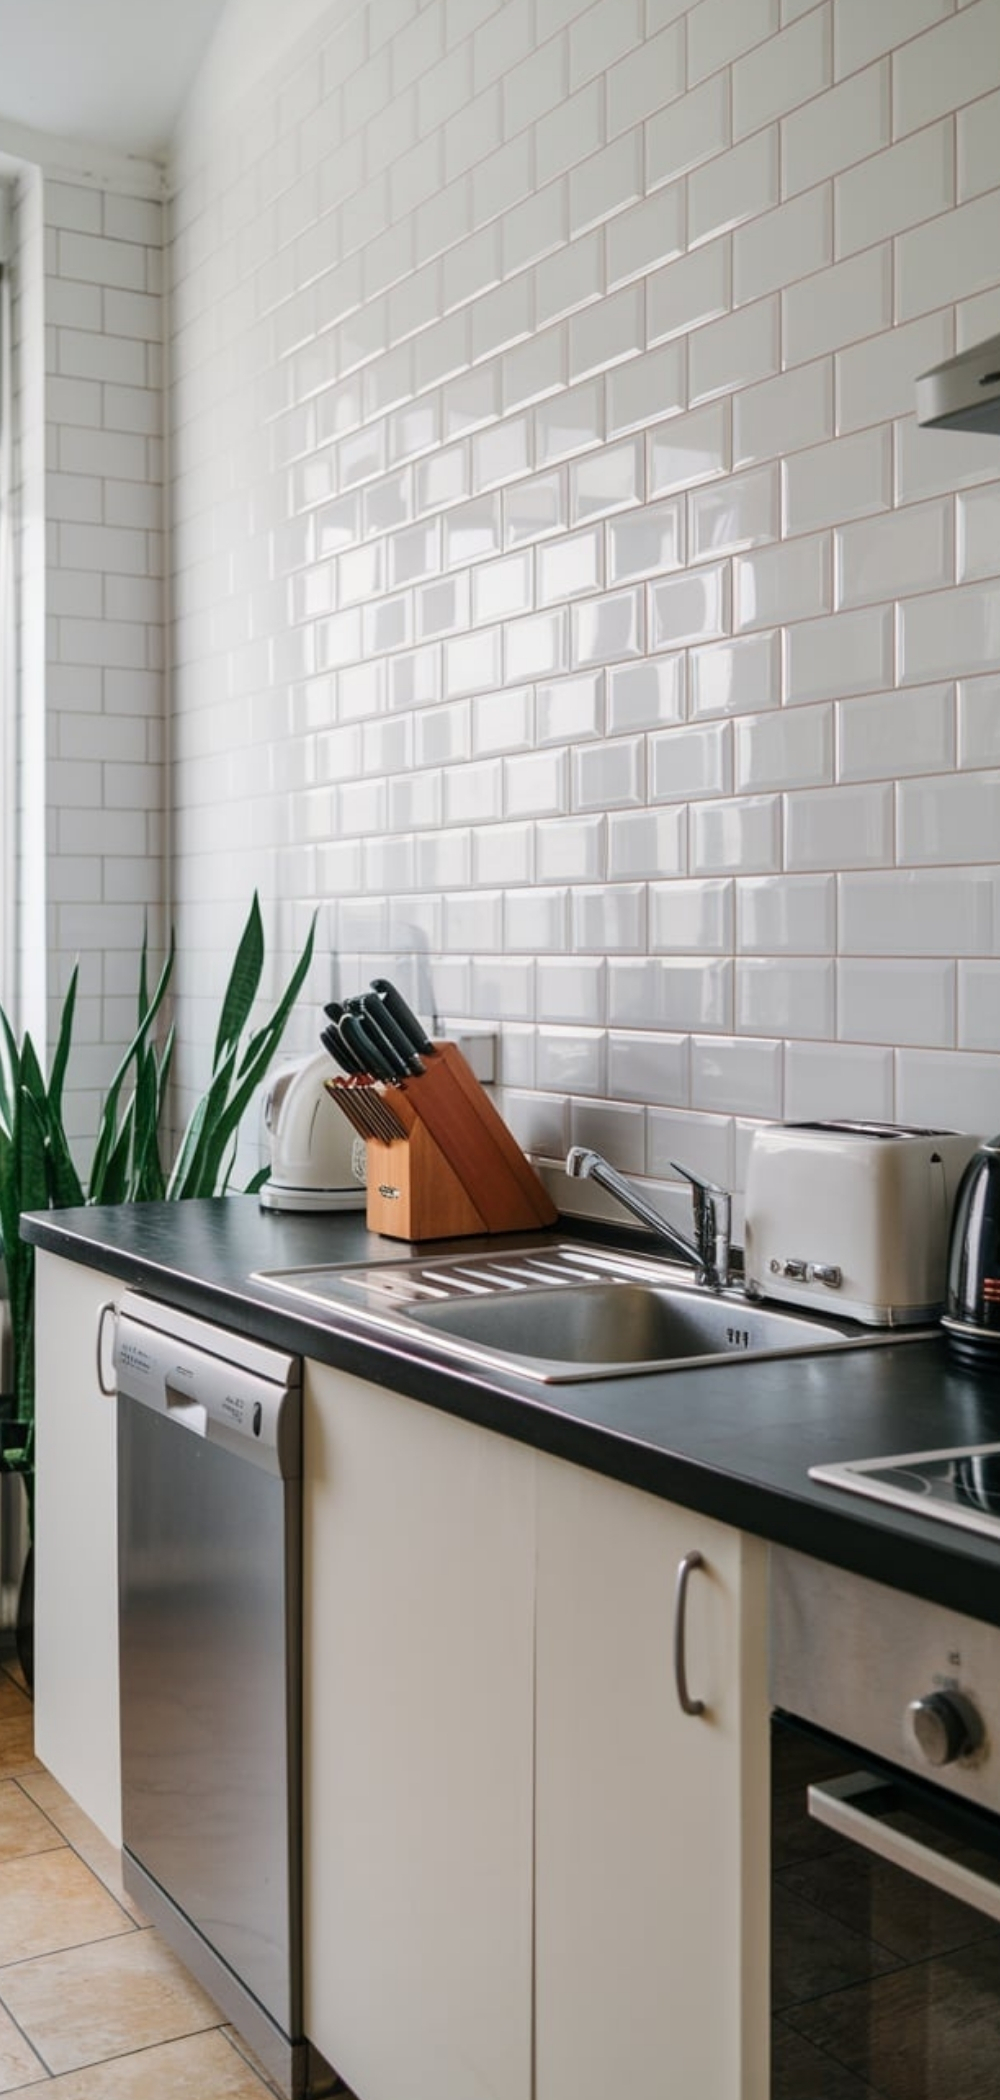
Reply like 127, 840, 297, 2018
168, 0, 1000, 1225
37, 174, 166, 1154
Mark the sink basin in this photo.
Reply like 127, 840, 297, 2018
404, 1282, 848, 1370
254, 1242, 917, 1383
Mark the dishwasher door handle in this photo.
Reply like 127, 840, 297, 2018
164, 1382, 208, 1436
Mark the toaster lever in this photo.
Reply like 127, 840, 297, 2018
770, 1257, 842, 1289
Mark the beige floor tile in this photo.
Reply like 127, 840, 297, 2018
0, 2001, 46, 2094
0, 1684, 41, 1784
16, 1773, 146, 1924
0, 1924, 222, 2075
0, 1847, 134, 1967
25, 2026, 278, 2097
0, 1783, 62, 1866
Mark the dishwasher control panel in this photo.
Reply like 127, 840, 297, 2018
112, 1292, 301, 1477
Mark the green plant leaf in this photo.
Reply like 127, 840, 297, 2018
212, 893, 264, 1070
47, 964, 78, 1119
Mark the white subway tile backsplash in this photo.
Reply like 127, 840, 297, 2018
734, 188, 833, 307
688, 295, 780, 406
609, 954, 732, 1031
737, 957, 835, 1039
608, 1033, 690, 1109
735, 533, 832, 632
152, 2, 1000, 1207
782, 58, 890, 196
647, 71, 731, 190
785, 782, 892, 868
892, 2, 1000, 139
733, 360, 834, 468
783, 242, 892, 366
895, 1048, 1000, 1134
608, 500, 685, 583
958, 482, 1000, 583
650, 562, 730, 649
607, 804, 686, 877
785, 603, 894, 707
784, 1040, 894, 1122
574, 735, 644, 810
838, 684, 955, 782
691, 1034, 783, 1118
649, 877, 733, 953
836, 499, 953, 609
647, 239, 731, 351
606, 344, 686, 439
839, 958, 955, 1047
737, 873, 837, 954
689, 465, 779, 562
898, 770, 1000, 867
648, 401, 730, 497
691, 793, 781, 874
958, 676, 1000, 768
735, 704, 834, 791
688, 0, 779, 85
839, 867, 999, 956
958, 961, 1000, 1051
899, 580, 1000, 685
732, 6, 831, 136
651, 720, 731, 801
783, 427, 891, 536
607, 655, 686, 732
690, 629, 780, 718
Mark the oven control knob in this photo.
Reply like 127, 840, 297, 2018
906, 1691, 981, 1767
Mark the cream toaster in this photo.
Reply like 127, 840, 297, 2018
742, 1121, 980, 1326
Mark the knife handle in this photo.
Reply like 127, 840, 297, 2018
321, 1021, 366, 1077
339, 1011, 398, 1084
370, 978, 434, 1056
361, 992, 425, 1075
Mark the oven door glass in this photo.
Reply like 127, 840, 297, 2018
772, 1716, 1000, 2099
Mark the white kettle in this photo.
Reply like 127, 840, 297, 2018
259, 1051, 366, 1212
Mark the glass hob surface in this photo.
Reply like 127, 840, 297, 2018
809, 1443, 1000, 1541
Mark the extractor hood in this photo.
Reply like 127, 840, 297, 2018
916, 333, 1000, 435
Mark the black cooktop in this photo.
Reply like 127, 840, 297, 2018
811, 1444, 1000, 1541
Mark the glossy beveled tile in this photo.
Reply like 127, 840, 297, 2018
15, 2028, 278, 2099
0, 1926, 220, 2074
0, 1781, 62, 1864
0, 1847, 133, 1966
0, 1999, 46, 2093
17, 1771, 145, 1923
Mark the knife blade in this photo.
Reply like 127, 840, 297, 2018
360, 991, 425, 1076
370, 979, 434, 1057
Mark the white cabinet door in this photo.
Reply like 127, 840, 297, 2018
34, 1252, 124, 1846
303, 1362, 535, 2100
534, 1452, 770, 2100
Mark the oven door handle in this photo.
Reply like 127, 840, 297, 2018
809, 1771, 1000, 1925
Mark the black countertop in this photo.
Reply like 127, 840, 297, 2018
22, 1197, 1000, 1626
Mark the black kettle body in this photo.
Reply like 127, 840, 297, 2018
943, 1135, 1000, 1363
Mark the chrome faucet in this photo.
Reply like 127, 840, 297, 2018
565, 1148, 732, 1291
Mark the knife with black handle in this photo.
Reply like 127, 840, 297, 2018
360, 991, 425, 1075
320, 1021, 366, 1077
340, 1008, 403, 1085
370, 979, 434, 1057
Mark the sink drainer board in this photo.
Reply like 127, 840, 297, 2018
254, 1244, 923, 1384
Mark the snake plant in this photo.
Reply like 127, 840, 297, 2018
0, 894, 316, 1507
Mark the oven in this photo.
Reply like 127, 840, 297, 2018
770, 1545, 1000, 2100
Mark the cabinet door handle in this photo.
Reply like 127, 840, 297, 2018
673, 1550, 706, 1717
95, 1302, 117, 1396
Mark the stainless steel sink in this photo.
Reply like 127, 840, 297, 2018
254, 1242, 918, 1383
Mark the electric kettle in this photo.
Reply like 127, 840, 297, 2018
942, 1134, 1000, 1363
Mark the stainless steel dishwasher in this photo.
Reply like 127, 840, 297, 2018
112, 1290, 323, 2098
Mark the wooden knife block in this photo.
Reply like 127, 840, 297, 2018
362, 1041, 557, 1242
